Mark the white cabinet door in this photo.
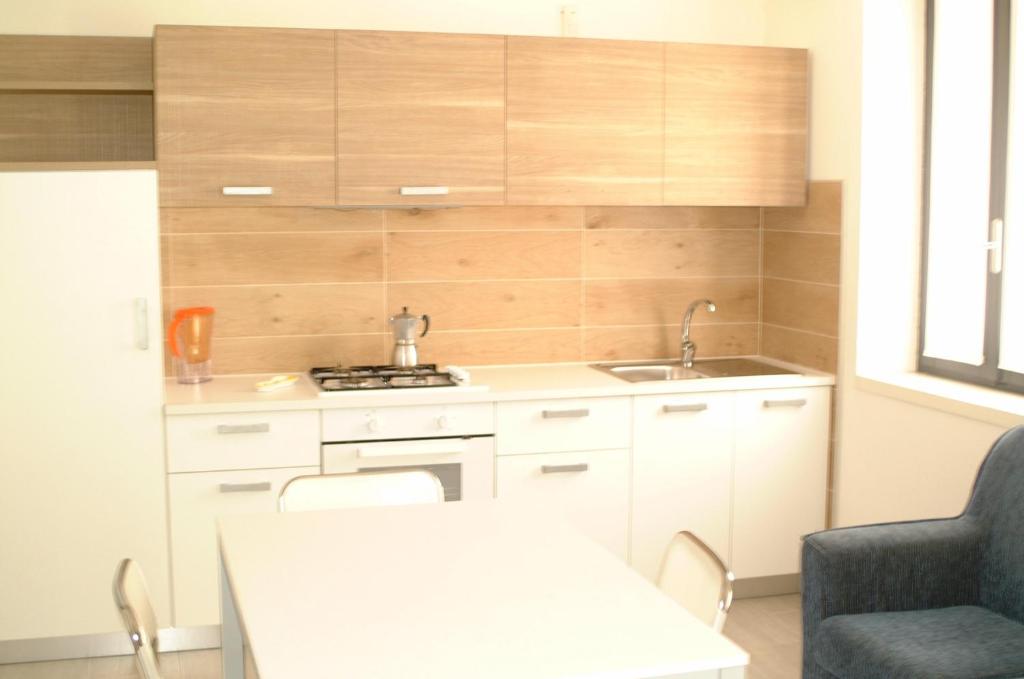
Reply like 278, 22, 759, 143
631, 392, 734, 582
169, 466, 318, 627
496, 449, 629, 560
732, 387, 830, 578
0, 171, 169, 640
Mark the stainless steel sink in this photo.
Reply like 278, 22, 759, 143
591, 357, 796, 383
594, 362, 706, 383
691, 357, 796, 378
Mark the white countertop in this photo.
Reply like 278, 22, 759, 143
165, 356, 834, 415
218, 499, 749, 679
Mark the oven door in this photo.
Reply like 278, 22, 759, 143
321, 436, 494, 502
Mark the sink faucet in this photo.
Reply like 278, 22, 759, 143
681, 299, 717, 368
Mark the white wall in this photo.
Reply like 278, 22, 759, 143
0, 0, 768, 43
835, 0, 1014, 525
767, 0, 1015, 527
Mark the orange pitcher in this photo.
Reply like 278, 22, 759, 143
168, 307, 215, 384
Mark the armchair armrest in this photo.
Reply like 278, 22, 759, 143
801, 517, 985, 679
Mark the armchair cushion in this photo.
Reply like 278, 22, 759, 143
814, 605, 1024, 679
802, 518, 985, 679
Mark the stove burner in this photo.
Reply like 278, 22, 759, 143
310, 364, 459, 391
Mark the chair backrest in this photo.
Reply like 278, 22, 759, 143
113, 558, 162, 679
965, 426, 1024, 622
278, 469, 445, 513
656, 531, 734, 633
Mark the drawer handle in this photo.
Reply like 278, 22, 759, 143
218, 482, 272, 493
216, 423, 271, 435
356, 440, 469, 458
763, 398, 808, 408
222, 186, 273, 196
663, 403, 708, 413
541, 463, 589, 474
541, 408, 590, 419
400, 186, 449, 196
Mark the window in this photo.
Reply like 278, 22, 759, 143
920, 0, 1024, 393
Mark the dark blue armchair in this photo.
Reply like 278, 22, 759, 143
801, 426, 1024, 679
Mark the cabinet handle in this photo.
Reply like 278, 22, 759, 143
541, 463, 589, 474
763, 398, 807, 408
218, 482, 272, 493
216, 423, 271, 435
662, 403, 708, 413
222, 186, 273, 196
541, 408, 590, 419
400, 186, 449, 196
133, 297, 149, 351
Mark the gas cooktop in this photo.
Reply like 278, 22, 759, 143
309, 364, 460, 392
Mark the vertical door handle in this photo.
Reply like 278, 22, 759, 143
988, 218, 1004, 274
134, 298, 149, 351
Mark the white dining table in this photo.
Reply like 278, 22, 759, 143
217, 499, 749, 679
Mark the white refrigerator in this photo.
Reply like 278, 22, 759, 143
0, 170, 170, 649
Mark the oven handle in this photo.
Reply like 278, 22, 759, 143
355, 439, 470, 459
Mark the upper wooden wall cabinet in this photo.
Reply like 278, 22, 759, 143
152, 27, 808, 207
506, 37, 664, 206
665, 44, 808, 206
336, 31, 506, 206
155, 26, 336, 207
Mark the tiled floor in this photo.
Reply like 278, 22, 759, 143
724, 594, 802, 679
0, 594, 802, 678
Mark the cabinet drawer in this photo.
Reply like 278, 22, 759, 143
166, 411, 320, 473
496, 449, 629, 560
495, 397, 630, 455
321, 403, 493, 442
168, 466, 317, 627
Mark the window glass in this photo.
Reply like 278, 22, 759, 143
1000, 0, 1024, 373
922, 0, 993, 365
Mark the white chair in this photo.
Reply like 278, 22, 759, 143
656, 530, 735, 633
112, 558, 163, 679
278, 469, 444, 512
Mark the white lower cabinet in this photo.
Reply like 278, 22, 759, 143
631, 392, 735, 582
168, 465, 318, 627
496, 449, 630, 560
732, 387, 830, 578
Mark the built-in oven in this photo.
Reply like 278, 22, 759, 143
320, 403, 495, 502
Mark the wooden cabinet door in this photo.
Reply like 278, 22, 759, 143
336, 31, 505, 206
665, 44, 808, 206
496, 449, 630, 560
155, 26, 336, 206
631, 392, 734, 582
732, 387, 829, 578
506, 36, 663, 205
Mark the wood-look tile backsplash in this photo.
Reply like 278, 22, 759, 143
161, 182, 841, 373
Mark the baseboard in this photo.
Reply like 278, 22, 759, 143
732, 573, 800, 599
0, 625, 220, 664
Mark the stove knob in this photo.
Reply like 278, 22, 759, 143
367, 414, 382, 433
436, 415, 451, 431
